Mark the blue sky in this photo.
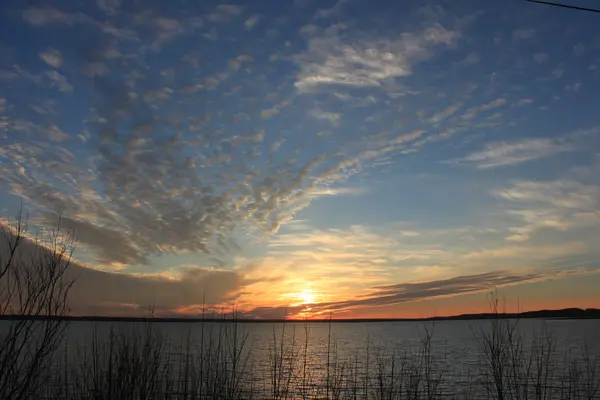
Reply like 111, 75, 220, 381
1, 0, 599, 317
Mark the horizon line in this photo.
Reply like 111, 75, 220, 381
1, 307, 598, 323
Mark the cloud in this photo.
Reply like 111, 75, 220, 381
460, 52, 479, 66
359, 270, 567, 304
311, 129, 428, 186
0, 58, 350, 267
492, 180, 600, 241
41, 214, 147, 265
459, 98, 507, 120
309, 109, 342, 125
243, 305, 307, 319
2, 216, 592, 318
552, 66, 564, 79
534, 53, 548, 63
97, 0, 121, 14
261, 223, 587, 296
308, 186, 367, 197
126, 10, 206, 51
248, 269, 581, 316
82, 62, 109, 77
7, 0, 600, 319
0, 227, 246, 316
45, 70, 73, 92
504, 210, 576, 242
493, 180, 600, 209
23, 7, 71, 25
244, 15, 260, 30
131, 13, 186, 50
315, 0, 350, 19
514, 98, 535, 107
44, 124, 70, 141
480, 98, 507, 111
512, 28, 536, 41
260, 107, 280, 119
453, 138, 571, 169
461, 240, 588, 262
236, 224, 466, 312
208, 4, 244, 23
428, 103, 462, 124
22, 6, 92, 26
294, 24, 458, 91
39, 48, 63, 68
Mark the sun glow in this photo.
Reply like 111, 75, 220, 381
292, 288, 318, 305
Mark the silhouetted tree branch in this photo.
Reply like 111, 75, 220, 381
526, 0, 600, 14
0, 209, 76, 400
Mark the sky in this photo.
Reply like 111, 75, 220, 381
1, 0, 600, 319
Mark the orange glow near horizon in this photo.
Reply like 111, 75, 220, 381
230, 271, 600, 320
68, 272, 600, 319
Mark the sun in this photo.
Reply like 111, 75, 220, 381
292, 288, 318, 305
300, 289, 317, 304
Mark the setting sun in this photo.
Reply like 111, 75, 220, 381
292, 288, 318, 305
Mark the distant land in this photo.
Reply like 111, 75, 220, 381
1, 308, 599, 323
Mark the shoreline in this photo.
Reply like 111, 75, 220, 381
1, 307, 598, 323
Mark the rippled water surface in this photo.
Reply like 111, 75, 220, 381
54, 318, 600, 399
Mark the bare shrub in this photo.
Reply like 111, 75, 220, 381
0, 210, 75, 400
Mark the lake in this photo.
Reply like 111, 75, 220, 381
39, 318, 599, 399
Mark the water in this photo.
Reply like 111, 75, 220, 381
2, 318, 599, 398
60, 318, 600, 399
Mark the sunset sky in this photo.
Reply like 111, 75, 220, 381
1, 0, 599, 318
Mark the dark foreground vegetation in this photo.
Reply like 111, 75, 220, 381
1, 214, 599, 399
